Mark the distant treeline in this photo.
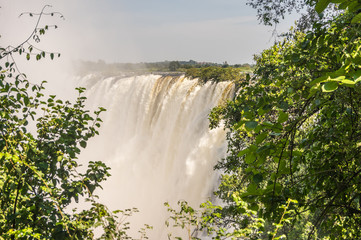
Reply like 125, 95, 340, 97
74, 59, 254, 78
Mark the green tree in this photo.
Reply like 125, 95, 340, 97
0, 6, 150, 239
246, 0, 311, 26
169, 61, 181, 71
246, 0, 340, 32
205, 0, 361, 239
185, 66, 247, 85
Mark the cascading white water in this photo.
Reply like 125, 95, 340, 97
78, 73, 234, 239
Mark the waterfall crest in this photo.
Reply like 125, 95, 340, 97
78, 74, 234, 239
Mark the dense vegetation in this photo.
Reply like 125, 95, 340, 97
167, 0, 361, 239
0, 6, 150, 239
184, 66, 252, 85
211, 12, 361, 239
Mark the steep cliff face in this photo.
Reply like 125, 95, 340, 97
77, 74, 234, 239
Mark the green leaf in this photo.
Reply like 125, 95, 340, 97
315, 0, 331, 13
340, 79, 356, 86
322, 81, 338, 92
253, 173, 263, 184
279, 160, 289, 174
245, 152, 256, 164
247, 183, 258, 195
277, 111, 288, 123
256, 132, 268, 144
351, 12, 361, 24
24, 96, 30, 106
308, 75, 328, 86
238, 148, 251, 157
80, 141, 87, 148
245, 121, 258, 131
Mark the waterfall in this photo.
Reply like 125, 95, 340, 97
78, 73, 234, 239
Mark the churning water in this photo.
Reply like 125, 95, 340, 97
78, 74, 234, 239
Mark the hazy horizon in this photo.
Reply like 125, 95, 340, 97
1, 0, 298, 65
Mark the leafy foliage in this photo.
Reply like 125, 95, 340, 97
246, 0, 314, 26
246, 0, 341, 32
165, 199, 301, 240
0, 6, 151, 239
207, 1, 361, 239
185, 66, 251, 85
165, 201, 202, 240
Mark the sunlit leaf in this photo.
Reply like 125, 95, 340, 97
322, 81, 338, 92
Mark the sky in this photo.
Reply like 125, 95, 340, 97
0, 0, 298, 66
